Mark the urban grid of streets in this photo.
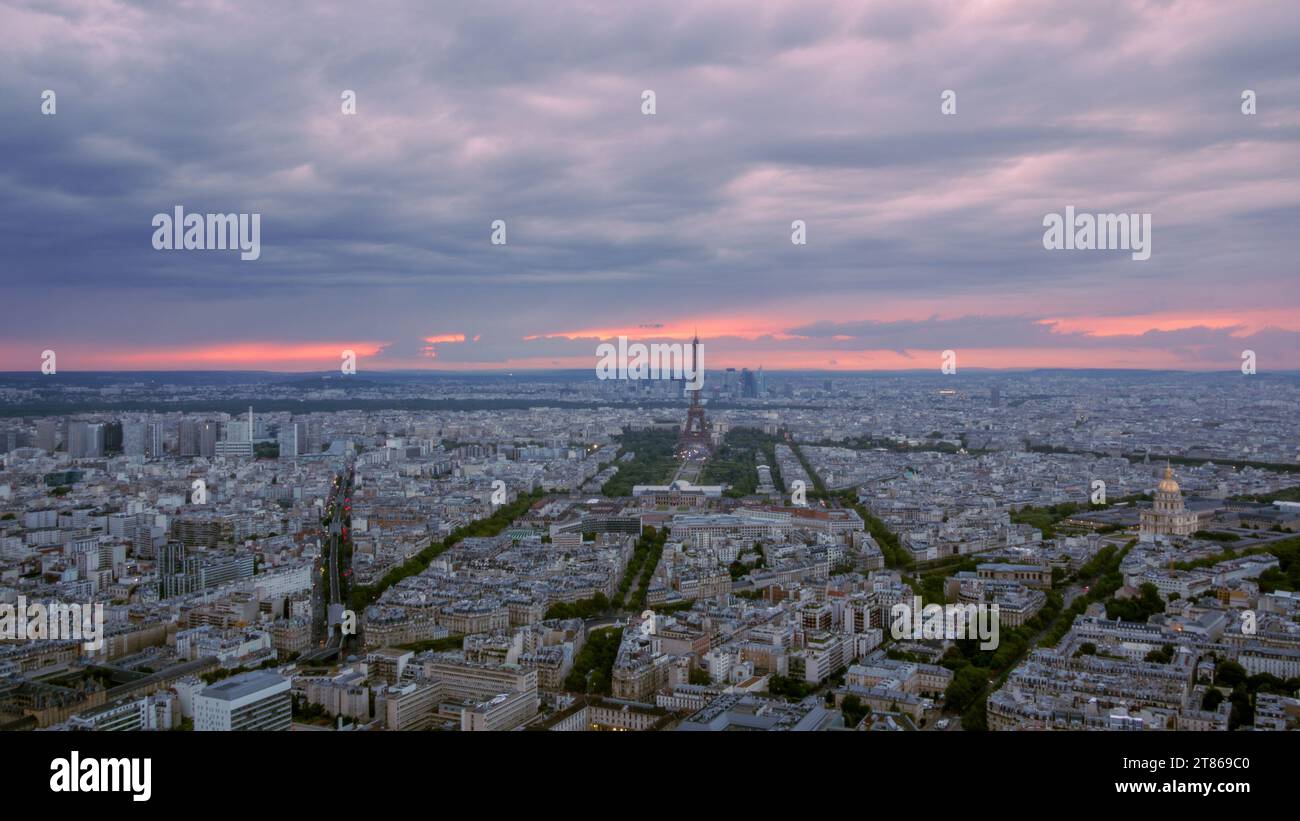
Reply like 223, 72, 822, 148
1, 368, 1299, 732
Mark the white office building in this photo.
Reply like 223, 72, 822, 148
193, 670, 291, 731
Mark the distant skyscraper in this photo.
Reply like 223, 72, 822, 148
102, 421, 123, 454
305, 418, 323, 454
158, 540, 190, 597
215, 407, 256, 458
124, 422, 146, 457
278, 421, 303, 458
178, 419, 200, 457
67, 421, 90, 458
991, 386, 1001, 407
0, 430, 30, 453
131, 519, 158, 559
35, 419, 58, 452
146, 422, 164, 458
199, 420, 218, 457
225, 419, 250, 444
130, 421, 164, 458
217, 430, 253, 458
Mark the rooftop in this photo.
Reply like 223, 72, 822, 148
199, 670, 286, 701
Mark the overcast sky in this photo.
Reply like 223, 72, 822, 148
2, 0, 1298, 371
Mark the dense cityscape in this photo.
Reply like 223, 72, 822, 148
4, 4, 1297, 808
3, 366, 1298, 733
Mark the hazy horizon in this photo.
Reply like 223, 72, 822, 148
6, 365, 1300, 377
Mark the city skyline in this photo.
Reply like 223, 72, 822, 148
7, 0, 1300, 800
4, 368, 1298, 741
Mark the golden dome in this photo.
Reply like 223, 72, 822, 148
1157, 463, 1180, 494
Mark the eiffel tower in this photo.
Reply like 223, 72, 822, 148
677, 333, 712, 458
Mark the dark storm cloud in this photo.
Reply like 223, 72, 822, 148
0, 0, 1296, 368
